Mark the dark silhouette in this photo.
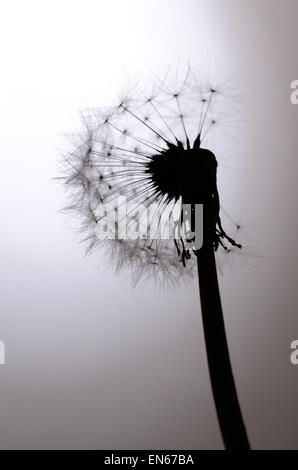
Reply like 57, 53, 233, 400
61, 70, 250, 449
149, 130, 250, 449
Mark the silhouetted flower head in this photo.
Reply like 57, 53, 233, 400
61, 68, 243, 285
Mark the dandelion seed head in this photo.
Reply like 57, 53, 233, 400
61, 67, 244, 286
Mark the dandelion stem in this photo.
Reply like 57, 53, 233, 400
196, 242, 250, 450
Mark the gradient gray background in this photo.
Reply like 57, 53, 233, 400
0, 0, 298, 449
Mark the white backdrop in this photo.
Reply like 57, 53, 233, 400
0, 0, 298, 449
